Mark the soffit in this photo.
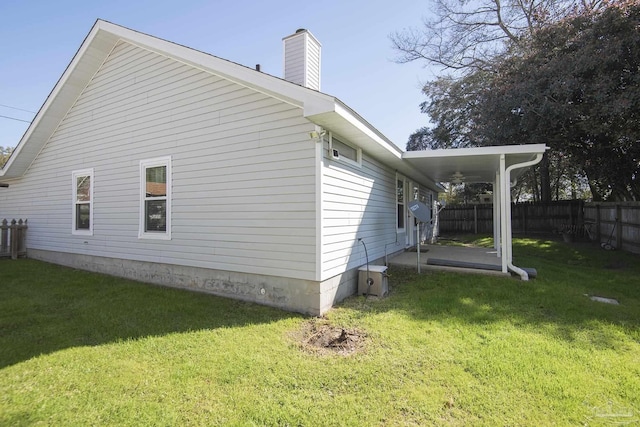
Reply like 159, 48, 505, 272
402, 145, 548, 184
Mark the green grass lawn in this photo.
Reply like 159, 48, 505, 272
1, 237, 639, 426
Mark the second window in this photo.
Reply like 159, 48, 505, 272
140, 157, 171, 239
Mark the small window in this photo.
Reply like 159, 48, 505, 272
397, 177, 405, 230
330, 134, 361, 166
139, 157, 171, 240
72, 169, 94, 235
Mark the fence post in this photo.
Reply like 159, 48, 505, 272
474, 205, 478, 234
19, 219, 27, 255
616, 204, 623, 250
569, 200, 574, 224
1, 219, 7, 254
10, 219, 18, 260
595, 204, 601, 242
578, 200, 584, 224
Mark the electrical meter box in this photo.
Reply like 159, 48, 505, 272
358, 265, 388, 297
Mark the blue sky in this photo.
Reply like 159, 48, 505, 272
0, 0, 438, 150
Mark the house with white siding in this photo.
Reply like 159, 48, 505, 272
1, 20, 549, 313
0, 20, 442, 315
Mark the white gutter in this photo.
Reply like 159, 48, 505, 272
501, 152, 544, 280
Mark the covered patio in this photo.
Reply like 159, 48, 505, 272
399, 144, 548, 280
389, 243, 506, 276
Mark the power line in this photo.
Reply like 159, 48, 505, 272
0, 103, 36, 114
0, 114, 31, 123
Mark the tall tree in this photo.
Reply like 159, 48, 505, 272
412, 72, 490, 150
477, 1, 640, 200
391, 0, 603, 73
393, 0, 605, 201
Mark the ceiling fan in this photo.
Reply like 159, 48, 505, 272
449, 171, 482, 184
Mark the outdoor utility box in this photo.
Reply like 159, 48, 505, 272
358, 265, 388, 297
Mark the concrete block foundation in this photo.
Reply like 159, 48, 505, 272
27, 249, 377, 316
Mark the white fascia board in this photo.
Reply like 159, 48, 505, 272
1, 19, 338, 179
306, 100, 440, 191
1, 20, 117, 179
327, 101, 441, 191
106, 20, 336, 113
403, 144, 548, 159
304, 99, 403, 161
402, 144, 548, 185
121, 26, 338, 126
333, 100, 404, 159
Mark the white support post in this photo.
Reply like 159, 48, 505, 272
493, 171, 502, 258
499, 154, 508, 273
416, 223, 421, 274
493, 171, 501, 257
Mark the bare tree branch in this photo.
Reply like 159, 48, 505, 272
390, 0, 603, 72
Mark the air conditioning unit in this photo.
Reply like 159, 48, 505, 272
358, 265, 388, 297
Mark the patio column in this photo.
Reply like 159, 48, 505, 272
493, 170, 501, 257
499, 154, 508, 274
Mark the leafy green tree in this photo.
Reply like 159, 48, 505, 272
410, 72, 490, 150
397, 1, 638, 201
394, 0, 586, 200
477, 1, 640, 200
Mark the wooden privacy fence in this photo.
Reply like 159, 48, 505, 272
439, 200, 640, 254
439, 200, 585, 235
0, 219, 28, 259
583, 202, 640, 254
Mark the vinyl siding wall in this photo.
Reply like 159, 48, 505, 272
321, 139, 403, 280
283, 35, 305, 87
305, 39, 320, 91
1, 41, 318, 280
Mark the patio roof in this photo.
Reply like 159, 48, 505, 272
402, 144, 548, 184
401, 144, 549, 280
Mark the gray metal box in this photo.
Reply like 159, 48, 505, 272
358, 265, 388, 297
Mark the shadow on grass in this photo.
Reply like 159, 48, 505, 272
0, 259, 298, 369
343, 237, 640, 347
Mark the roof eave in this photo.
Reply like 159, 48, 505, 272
305, 99, 441, 192
403, 144, 549, 184
1, 19, 337, 179
1, 20, 117, 179
1, 19, 441, 194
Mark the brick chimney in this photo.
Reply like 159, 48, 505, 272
282, 29, 321, 91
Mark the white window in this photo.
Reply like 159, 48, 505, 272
139, 156, 171, 240
72, 169, 94, 235
330, 134, 362, 167
397, 176, 405, 230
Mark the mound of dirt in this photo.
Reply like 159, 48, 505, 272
294, 319, 366, 356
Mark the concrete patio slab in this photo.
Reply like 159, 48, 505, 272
389, 244, 510, 277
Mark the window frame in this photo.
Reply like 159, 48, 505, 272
139, 156, 172, 240
329, 133, 362, 167
72, 168, 94, 236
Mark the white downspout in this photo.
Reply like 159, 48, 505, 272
503, 153, 544, 281
493, 171, 501, 259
